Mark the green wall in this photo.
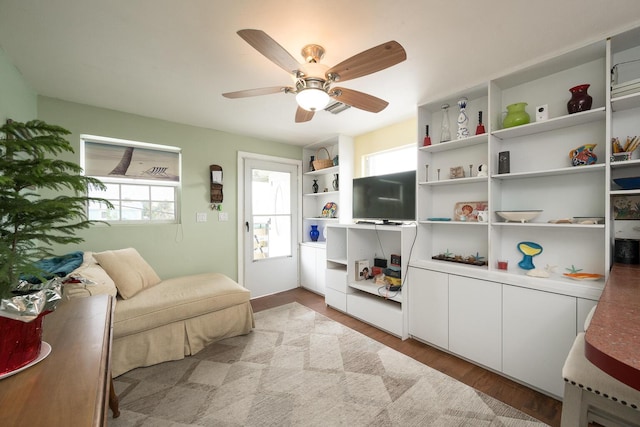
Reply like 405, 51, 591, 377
0, 47, 37, 122
38, 96, 302, 281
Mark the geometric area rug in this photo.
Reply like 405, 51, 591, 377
109, 302, 548, 426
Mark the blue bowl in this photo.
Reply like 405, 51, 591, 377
613, 177, 640, 190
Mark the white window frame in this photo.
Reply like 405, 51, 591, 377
80, 134, 182, 224
363, 144, 416, 177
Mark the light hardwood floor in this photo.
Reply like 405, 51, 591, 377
251, 287, 563, 427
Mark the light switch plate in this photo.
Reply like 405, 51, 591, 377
196, 212, 207, 222
218, 212, 229, 221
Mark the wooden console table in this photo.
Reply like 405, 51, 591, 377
0, 294, 118, 426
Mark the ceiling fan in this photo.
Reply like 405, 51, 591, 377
222, 29, 406, 123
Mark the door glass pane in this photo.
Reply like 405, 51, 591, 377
252, 168, 292, 261
252, 169, 291, 215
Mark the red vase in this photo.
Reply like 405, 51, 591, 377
567, 84, 593, 114
0, 311, 48, 375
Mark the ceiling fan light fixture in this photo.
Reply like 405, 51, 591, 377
296, 88, 330, 111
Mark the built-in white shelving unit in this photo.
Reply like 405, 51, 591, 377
408, 24, 640, 399
299, 135, 353, 295
414, 38, 608, 290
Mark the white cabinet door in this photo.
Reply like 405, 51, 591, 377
299, 244, 326, 295
315, 247, 326, 295
407, 267, 449, 349
449, 275, 502, 371
503, 285, 576, 398
300, 244, 316, 291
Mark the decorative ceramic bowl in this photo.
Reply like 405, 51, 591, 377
572, 217, 605, 224
495, 210, 542, 223
613, 177, 640, 190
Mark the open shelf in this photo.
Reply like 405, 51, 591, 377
491, 108, 605, 140
611, 91, 640, 112
419, 133, 488, 153
304, 165, 339, 176
491, 164, 605, 180
419, 176, 488, 186
303, 190, 339, 197
492, 222, 605, 229
349, 281, 402, 303
610, 158, 640, 170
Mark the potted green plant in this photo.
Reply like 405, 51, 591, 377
0, 119, 111, 375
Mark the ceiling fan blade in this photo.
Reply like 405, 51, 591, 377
326, 41, 406, 83
237, 29, 301, 74
331, 87, 388, 113
295, 107, 315, 123
222, 86, 290, 99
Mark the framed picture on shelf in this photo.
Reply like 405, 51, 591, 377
613, 195, 640, 220
453, 201, 488, 222
449, 166, 465, 179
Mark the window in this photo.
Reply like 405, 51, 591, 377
81, 135, 181, 223
363, 144, 416, 176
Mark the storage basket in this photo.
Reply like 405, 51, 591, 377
313, 147, 333, 170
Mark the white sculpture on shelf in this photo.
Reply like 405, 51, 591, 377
457, 97, 470, 139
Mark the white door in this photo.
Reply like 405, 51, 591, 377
240, 155, 300, 298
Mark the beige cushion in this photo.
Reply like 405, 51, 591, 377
93, 248, 161, 299
113, 272, 250, 338
584, 304, 597, 331
63, 252, 118, 299
563, 332, 640, 410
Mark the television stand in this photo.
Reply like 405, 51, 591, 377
324, 223, 417, 339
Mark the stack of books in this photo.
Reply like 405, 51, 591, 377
612, 77, 640, 98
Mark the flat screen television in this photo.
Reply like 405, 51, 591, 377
352, 170, 416, 223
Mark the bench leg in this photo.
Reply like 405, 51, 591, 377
561, 382, 588, 427
109, 375, 120, 418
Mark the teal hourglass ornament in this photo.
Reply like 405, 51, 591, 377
517, 241, 543, 270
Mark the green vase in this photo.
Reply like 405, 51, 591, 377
502, 102, 530, 128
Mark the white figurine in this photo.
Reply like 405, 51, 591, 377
456, 97, 470, 139
477, 164, 488, 177
526, 264, 557, 278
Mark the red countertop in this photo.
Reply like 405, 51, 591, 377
585, 263, 640, 391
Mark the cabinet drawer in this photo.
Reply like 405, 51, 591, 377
326, 268, 347, 292
347, 292, 402, 336
325, 287, 347, 312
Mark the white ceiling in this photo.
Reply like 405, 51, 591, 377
1, 0, 640, 146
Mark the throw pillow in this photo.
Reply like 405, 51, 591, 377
93, 248, 161, 299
